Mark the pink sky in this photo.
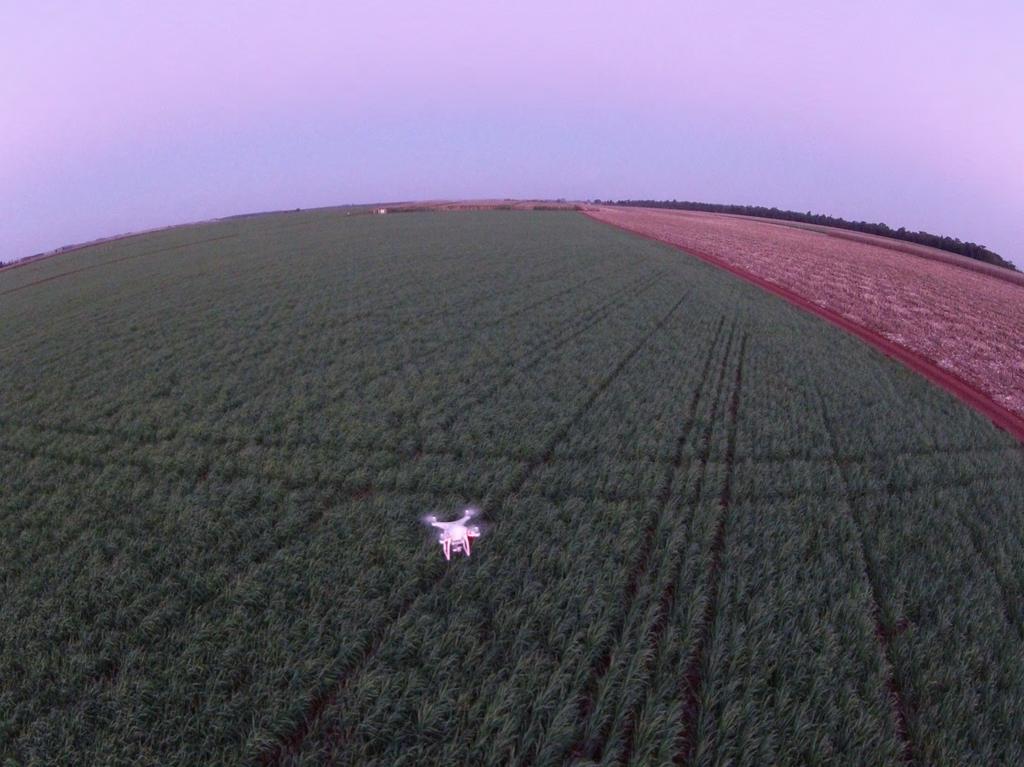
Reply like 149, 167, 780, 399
3, 1, 1022, 266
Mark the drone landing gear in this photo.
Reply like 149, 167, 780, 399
444, 534, 473, 560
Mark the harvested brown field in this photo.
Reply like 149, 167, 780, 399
587, 206, 1024, 427
745, 215, 1024, 287
395, 199, 588, 212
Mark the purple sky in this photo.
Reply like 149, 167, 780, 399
4, 1, 1023, 266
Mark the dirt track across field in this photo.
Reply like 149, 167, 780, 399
585, 207, 1024, 443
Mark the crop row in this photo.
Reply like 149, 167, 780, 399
3, 210, 1023, 765
589, 205, 1024, 421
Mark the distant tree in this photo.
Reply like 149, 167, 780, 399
612, 199, 1016, 271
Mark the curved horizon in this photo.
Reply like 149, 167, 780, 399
3, 1, 1022, 268
3, 197, 1016, 272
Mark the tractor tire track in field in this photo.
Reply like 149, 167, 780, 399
360, 266, 664, 414
4, 411, 1019, 484
353, 263, 651, 393
817, 393, 918, 765
0, 234, 240, 297
330, 252, 611, 352
0, 462, 392, 747
0, 241, 461, 360
0, 271, 660, 473
676, 332, 746, 767
731, 470, 1019, 507
3, 412, 1019, 487
614, 326, 738, 765
621, 328, 741, 765
5, 257, 646, 736
427, 271, 666, 436
739, 444, 1018, 466
0, 272, 666, 498
583, 210, 1024, 445
2, 437, 1013, 564
3, 267, 660, 463
7, 264, 657, 743
567, 317, 735, 765
257, 290, 694, 766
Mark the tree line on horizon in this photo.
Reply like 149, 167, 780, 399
601, 199, 1016, 271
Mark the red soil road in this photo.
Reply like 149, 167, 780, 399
585, 207, 1024, 444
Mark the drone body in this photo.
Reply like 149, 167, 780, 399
423, 508, 482, 560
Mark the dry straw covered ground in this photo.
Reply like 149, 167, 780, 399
588, 206, 1024, 422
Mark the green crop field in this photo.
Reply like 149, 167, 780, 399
2, 210, 1023, 766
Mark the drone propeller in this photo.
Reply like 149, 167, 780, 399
420, 507, 481, 528
421, 508, 489, 553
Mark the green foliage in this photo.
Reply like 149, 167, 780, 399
1, 210, 1022, 765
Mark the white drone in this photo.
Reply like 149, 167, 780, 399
422, 508, 483, 560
